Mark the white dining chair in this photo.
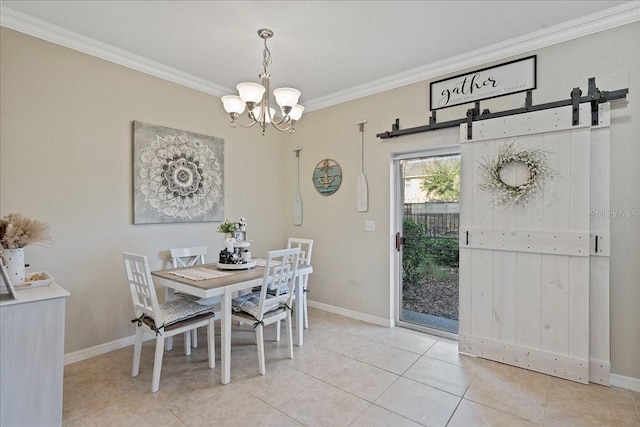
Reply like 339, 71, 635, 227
231, 247, 300, 375
273, 238, 314, 341
287, 238, 313, 329
169, 246, 220, 348
123, 252, 216, 393
170, 246, 207, 268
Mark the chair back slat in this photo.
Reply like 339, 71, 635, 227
170, 246, 207, 268
287, 238, 313, 265
256, 248, 300, 320
267, 263, 293, 295
123, 252, 162, 328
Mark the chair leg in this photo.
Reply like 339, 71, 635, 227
151, 335, 165, 393
302, 275, 309, 329
286, 314, 294, 359
132, 327, 144, 377
192, 329, 198, 348
275, 320, 281, 342
207, 318, 215, 369
303, 290, 309, 329
184, 331, 191, 356
256, 324, 266, 375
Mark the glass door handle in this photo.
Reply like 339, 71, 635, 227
395, 232, 405, 252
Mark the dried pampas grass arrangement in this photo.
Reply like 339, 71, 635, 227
0, 213, 51, 249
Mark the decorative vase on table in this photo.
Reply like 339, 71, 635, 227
1, 248, 25, 285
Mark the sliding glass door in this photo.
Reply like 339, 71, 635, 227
395, 151, 460, 335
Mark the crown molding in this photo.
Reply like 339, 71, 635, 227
1, 2, 638, 112
0, 5, 232, 97
304, 1, 640, 111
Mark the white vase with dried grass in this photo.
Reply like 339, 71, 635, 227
0, 213, 51, 285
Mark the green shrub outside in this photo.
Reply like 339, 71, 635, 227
402, 219, 459, 290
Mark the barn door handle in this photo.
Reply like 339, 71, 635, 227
465, 230, 469, 245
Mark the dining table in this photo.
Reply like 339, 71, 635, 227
151, 261, 312, 384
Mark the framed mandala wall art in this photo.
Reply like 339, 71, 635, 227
133, 121, 224, 224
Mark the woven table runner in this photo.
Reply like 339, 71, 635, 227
169, 267, 233, 281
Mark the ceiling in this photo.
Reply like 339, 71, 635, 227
0, 1, 634, 111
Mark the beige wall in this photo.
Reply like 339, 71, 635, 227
0, 28, 288, 354
285, 23, 640, 379
2, 22, 638, 379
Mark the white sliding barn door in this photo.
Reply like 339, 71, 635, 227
458, 103, 610, 384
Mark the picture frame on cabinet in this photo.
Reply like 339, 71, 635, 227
0, 260, 18, 300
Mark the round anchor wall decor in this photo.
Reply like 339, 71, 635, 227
312, 159, 342, 196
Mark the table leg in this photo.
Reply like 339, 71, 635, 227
296, 273, 305, 346
221, 289, 232, 384
165, 288, 175, 351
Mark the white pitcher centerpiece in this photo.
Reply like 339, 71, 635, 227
0, 213, 51, 285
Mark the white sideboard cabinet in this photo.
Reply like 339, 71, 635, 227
1, 283, 70, 426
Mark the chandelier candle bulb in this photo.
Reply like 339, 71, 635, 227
253, 106, 275, 124
237, 82, 265, 104
274, 88, 301, 110
221, 28, 303, 135
221, 95, 245, 115
289, 105, 305, 121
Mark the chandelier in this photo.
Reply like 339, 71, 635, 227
221, 28, 303, 135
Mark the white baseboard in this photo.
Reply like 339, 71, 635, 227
63, 301, 391, 366
611, 373, 640, 392
64, 335, 139, 365
307, 299, 394, 328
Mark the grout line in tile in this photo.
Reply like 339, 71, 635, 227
444, 394, 465, 426
157, 399, 189, 427
633, 390, 640, 420
310, 338, 411, 377
421, 336, 441, 356
541, 372, 552, 426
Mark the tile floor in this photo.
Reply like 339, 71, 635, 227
63, 308, 640, 426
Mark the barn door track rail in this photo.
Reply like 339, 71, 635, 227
377, 77, 628, 140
